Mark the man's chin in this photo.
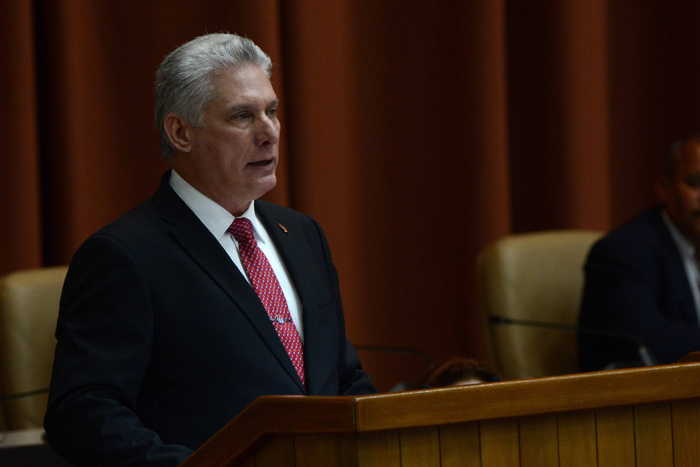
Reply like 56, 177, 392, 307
252, 175, 277, 199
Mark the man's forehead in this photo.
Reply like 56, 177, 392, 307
210, 66, 276, 104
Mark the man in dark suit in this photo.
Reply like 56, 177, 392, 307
579, 136, 700, 371
44, 33, 374, 466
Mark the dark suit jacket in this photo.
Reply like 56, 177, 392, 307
44, 174, 374, 466
578, 208, 700, 371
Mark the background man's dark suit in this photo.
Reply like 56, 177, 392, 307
578, 208, 700, 371
45, 175, 374, 466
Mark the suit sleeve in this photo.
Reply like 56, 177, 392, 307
44, 235, 193, 467
308, 218, 376, 395
579, 238, 700, 369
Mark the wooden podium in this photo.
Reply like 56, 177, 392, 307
182, 360, 700, 467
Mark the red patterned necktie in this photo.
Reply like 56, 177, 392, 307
228, 217, 305, 385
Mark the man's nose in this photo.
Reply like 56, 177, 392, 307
254, 115, 279, 147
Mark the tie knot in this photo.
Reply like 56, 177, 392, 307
229, 217, 255, 245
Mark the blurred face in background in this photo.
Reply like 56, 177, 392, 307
658, 140, 700, 246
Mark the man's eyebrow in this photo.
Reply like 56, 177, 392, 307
226, 104, 253, 113
225, 100, 278, 113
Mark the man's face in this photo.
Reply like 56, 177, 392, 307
177, 63, 280, 214
659, 141, 700, 244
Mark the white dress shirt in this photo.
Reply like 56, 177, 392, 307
662, 211, 700, 324
169, 170, 304, 338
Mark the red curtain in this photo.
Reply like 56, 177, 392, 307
3, 0, 700, 389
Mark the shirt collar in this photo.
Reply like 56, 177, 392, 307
662, 210, 695, 259
169, 170, 266, 244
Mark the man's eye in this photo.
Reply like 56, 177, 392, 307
266, 107, 278, 117
231, 112, 252, 121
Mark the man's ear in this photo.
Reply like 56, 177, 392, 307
163, 113, 194, 153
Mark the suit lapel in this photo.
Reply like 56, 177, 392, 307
653, 209, 699, 325
152, 177, 304, 391
257, 207, 323, 310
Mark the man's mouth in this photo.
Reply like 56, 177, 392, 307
247, 159, 274, 167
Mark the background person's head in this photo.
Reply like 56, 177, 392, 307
424, 357, 500, 388
657, 135, 700, 245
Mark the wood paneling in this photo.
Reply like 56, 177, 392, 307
295, 433, 357, 467
635, 403, 673, 467
596, 406, 635, 467
399, 426, 440, 467
244, 398, 700, 467
557, 411, 597, 467
480, 418, 519, 466
439, 422, 481, 467
181, 363, 700, 466
519, 414, 558, 467
254, 435, 295, 467
672, 399, 700, 467
356, 431, 400, 467
183, 396, 355, 467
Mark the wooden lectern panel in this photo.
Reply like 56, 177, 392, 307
672, 399, 700, 467
480, 418, 518, 466
438, 422, 480, 467
253, 436, 294, 466
398, 427, 440, 467
356, 431, 400, 467
181, 361, 700, 467
557, 411, 597, 467
635, 403, 673, 467
519, 414, 558, 467
231, 398, 700, 467
596, 406, 635, 467
294, 434, 356, 467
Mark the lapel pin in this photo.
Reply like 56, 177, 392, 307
277, 223, 288, 233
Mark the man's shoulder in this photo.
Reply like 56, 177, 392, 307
256, 199, 307, 219
255, 200, 332, 252
82, 196, 164, 256
591, 207, 670, 260
90, 176, 184, 246
255, 200, 318, 230
604, 208, 664, 242
102, 198, 159, 234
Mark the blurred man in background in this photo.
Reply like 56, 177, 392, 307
579, 135, 700, 370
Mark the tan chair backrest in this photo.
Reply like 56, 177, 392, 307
0, 266, 67, 429
478, 230, 603, 379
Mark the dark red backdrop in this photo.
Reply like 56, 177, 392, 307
3, 1, 699, 389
